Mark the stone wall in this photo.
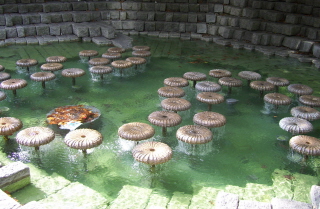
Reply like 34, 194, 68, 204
0, 0, 320, 58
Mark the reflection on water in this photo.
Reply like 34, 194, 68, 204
0, 36, 320, 202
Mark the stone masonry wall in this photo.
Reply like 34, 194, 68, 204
0, 0, 320, 58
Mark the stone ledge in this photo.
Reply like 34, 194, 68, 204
0, 161, 30, 193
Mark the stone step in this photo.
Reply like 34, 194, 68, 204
109, 185, 152, 209
189, 186, 221, 209
145, 189, 170, 209
167, 191, 192, 209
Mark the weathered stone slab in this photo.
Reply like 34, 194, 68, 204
238, 200, 272, 209
282, 37, 305, 50
5, 27, 17, 38
312, 44, 320, 58
110, 185, 151, 209
271, 198, 312, 209
0, 189, 21, 209
39, 182, 109, 209
167, 191, 192, 209
72, 11, 91, 23
299, 40, 315, 53
72, 23, 88, 37
239, 18, 261, 31
4, 38, 15, 46
0, 161, 30, 193
92, 37, 112, 46
189, 187, 220, 209
218, 26, 234, 39
215, 191, 239, 209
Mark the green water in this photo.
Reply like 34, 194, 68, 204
0, 36, 320, 202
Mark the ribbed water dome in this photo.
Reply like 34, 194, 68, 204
118, 122, 155, 141
279, 117, 313, 135
176, 125, 213, 144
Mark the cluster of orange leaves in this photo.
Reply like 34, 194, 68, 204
47, 105, 98, 125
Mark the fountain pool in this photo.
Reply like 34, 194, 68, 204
0, 35, 320, 206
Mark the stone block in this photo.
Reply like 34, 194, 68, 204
242, 8, 259, 18
60, 23, 73, 35
155, 12, 165, 21
207, 24, 219, 35
188, 13, 197, 23
36, 24, 50, 36
90, 2, 107, 11
260, 10, 285, 22
189, 4, 199, 12
43, 2, 63, 13
122, 2, 141, 10
230, 6, 242, 16
285, 14, 301, 24
229, 17, 239, 27
0, 27, 6, 39
179, 23, 185, 33
197, 23, 207, 34
299, 40, 315, 53
2, 4, 18, 13
239, 18, 260, 31
107, 2, 121, 10
251, 32, 262, 45
197, 13, 205, 22
238, 200, 271, 209
233, 29, 245, 40
110, 11, 120, 20
0, 189, 21, 209
185, 23, 196, 33
282, 36, 304, 50
71, 2, 87, 11
61, 12, 73, 22
214, 4, 224, 13
173, 13, 188, 22
72, 11, 91, 23
261, 33, 271, 46
50, 24, 61, 36
206, 13, 216, 23
111, 20, 122, 30
126, 11, 137, 20
165, 13, 173, 22
119, 11, 126, 21
301, 16, 314, 26
134, 21, 144, 32
141, 3, 155, 11
271, 198, 312, 209
313, 17, 320, 28
217, 15, 228, 26
72, 23, 88, 37
27, 14, 41, 24
155, 3, 166, 12
155, 22, 164, 31
18, 4, 28, 13
92, 37, 112, 46
270, 34, 285, 46
169, 32, 180, 38
215, 191, 239, 209
23, 25, 36, 36
5, 14, 22, 27
137, 11, 147, 21
218, 26, 234, 39
122, 20, 135, 30
50, 13, 63, 23
16, 26, 25, 37
274, 2, 297, 13
40, 13, 51, 24
180, 4, 189, 13
280, 24, 301, 36
15, 38, 26, 45
145, 22, 155, 31
4, 38, 16, 46
100, 11, 110, 20
147, 12, 155, 21
0, 162, 30, 193
0, 16, 4, 26
159, 31, 169, 38
6, 27, 17, 38
28, 4, 44, 13
310, 185, 320, 209
110, 185, 151, 209
306, 27, 319, 40
200, 4, 208, 12
296, 4, 312, 15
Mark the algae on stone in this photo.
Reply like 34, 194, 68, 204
167, 191, 192, 209
271, 169, 294, 200
292, 172, 318, 203
145, 189, 170, 209
189, 187, 221, 209
109, 185, 152, 209
243, 183, 275, 202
